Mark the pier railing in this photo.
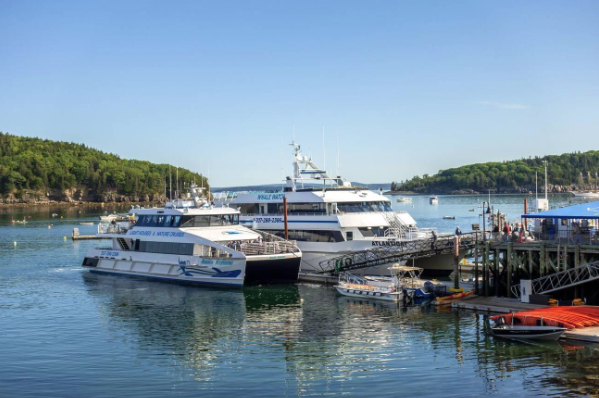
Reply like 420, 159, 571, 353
511, 260, 599, 298
318, 232, 478, 274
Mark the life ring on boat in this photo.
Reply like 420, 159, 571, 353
345, 258, 353, 267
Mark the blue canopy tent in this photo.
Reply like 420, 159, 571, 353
522, 200, 599, 244
522, 201, 599, 220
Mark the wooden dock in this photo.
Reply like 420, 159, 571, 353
448, 296, 545, 313
72, 227, 109, 241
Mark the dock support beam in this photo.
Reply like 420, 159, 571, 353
494, 249, 500, 297
507, 243, 513, 298
540, 244, 546, 277
484, 241, 490, 296
474, 233, 479, 295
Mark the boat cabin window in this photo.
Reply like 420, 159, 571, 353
237, 202, 327, 215
239, 203, 259, 214
272, 229, 345, 242
138, 241, 194, 255
358, 227, 386, 237
288, 203, 326, 214
179, 214, 240, 227
337, 201, 392, 213
137, 215, 182, 227
346, 231, 353, 241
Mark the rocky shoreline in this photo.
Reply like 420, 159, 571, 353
0, 187, 168, 207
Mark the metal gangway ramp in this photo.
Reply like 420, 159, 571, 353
317, 233, 477, 274
512, 261, 599, 297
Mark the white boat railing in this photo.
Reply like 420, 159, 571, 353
231, 241, 299, 256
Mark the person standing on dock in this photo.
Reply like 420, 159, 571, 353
431, 230, 438, 250
503, 223, 510, 242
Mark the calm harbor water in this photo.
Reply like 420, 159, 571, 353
2, 196, 599, 397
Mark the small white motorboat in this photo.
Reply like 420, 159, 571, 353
429, 196, 438, 205
80, 222, 94, 226
99, 214, 118, 222
396, 197, 412, 203
443, 216, 456, 220
490, 325, 567, 341
336, 272, 408, 302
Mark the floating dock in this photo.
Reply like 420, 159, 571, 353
72, 227, 109, 241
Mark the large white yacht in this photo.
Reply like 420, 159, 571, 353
215, 142, 453, 277
81, 185, 302, 287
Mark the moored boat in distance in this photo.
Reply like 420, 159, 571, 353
429, 196, 438, 205
82, 184, 302, 287
571, 191, 599, 198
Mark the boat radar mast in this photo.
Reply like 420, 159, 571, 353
286, 141, 351, 191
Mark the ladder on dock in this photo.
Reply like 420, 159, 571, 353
512, 260, 599, 297
317, 233, 476, 274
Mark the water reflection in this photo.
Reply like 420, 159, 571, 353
79, 271, 599, 396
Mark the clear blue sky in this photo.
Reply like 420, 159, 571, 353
1, 1, 598, 186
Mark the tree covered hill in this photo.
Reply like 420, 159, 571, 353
393, 151, 599, 194
0, 132, 207, 201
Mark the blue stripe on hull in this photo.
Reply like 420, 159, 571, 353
87, 268, 243, 288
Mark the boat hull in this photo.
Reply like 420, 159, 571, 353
81, 249, 246, 288
244, 253, 302, 284
491, 326, 566, 341
336, 286, 403, 302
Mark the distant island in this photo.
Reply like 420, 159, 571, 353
389, 151, 599, 195
0, 132, 207, 205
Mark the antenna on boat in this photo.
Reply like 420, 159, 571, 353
322, 125, 326, 173
336, 129, 339, 178
176, 167, 179, 199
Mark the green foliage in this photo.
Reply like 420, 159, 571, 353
0, 132, 208, 196
399, 151, 599, 193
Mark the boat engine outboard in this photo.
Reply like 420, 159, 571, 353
423, 281, 435, 294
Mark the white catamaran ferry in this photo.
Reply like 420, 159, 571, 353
82, 185, 302, 287
215, 142, 453, 277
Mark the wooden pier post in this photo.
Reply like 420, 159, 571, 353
528, 250, 533, 277
474, 232, 479, 295
506, 243, 513, 298
453, 235, 460, 291
494, 249, 500, 297
540, 244, 546, 277
484, 241, 490, 296
283, 197, 289, 240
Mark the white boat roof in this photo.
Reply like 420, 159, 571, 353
183, 225, 261, 242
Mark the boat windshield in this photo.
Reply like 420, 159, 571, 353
137, 214, 240, 227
